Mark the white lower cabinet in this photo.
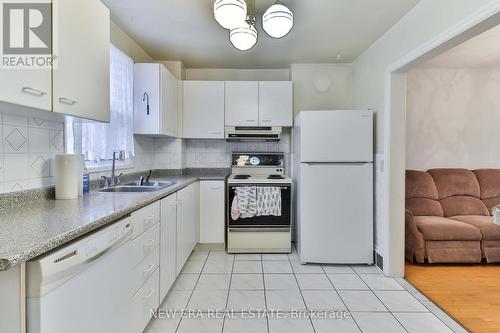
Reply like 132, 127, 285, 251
130, 269, 160, 333
176, 183, 200, 275
200, 181, 225, 244
129, 203, 161, 333
20, 184, 206, 333
160, 193, 177, 301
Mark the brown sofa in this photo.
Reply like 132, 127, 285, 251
405, 168, 500, 264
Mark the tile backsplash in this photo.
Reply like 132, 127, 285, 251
183, 129, 291, 171
0, 117, 290, 194
0, 112, 64, 193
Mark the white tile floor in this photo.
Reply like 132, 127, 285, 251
145, 247, 467, 333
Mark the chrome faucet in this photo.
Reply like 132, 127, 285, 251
111, 151, 118, 185
100, 152, 123, 187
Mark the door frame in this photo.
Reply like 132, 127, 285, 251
383, 4, 500, 277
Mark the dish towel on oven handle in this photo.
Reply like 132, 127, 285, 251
256, 187, 282, 217
235, 186, 257, 219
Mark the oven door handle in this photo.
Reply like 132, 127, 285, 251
228, 228, 290, 232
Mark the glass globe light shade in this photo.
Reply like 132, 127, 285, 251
262, 3, 293, 38
214, 0, 248, 30
230, 22, 258, 51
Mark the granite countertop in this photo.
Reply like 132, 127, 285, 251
0, 170, 228, 271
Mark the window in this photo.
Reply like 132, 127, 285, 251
67, 44, 134, 168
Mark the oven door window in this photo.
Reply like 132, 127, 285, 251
228, 184, 291, 228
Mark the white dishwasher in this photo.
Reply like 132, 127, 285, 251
26, 218, 134, 333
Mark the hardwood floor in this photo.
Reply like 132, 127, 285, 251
405, 263, 500, 333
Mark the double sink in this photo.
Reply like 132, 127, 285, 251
99, 181, 176, 193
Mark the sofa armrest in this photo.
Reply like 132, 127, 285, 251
405, 209, 425, 263
405, 209, 420, 237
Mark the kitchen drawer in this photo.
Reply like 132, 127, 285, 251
129, 224, 160, 268
130, 268, 160, 333
130, 201, 160, 239
129, 247, 159, 296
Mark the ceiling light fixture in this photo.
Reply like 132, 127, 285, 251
213, 0, 248, 30
262, 2, 293, 38
214, 0, 293, 51
229, 0, 257, 51
230, 20, 258, 51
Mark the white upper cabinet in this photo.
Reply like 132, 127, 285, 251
259, 81, 293, 126
161, 66, 181, 137
225, 81, 259, 126
134, 64, 160, 134
0, 0, 110, 121
183, 81, 225, 139
134, 63, 180, 137
0, 69, 52, 112
53, 0, 110, 122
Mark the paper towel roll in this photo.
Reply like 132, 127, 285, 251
55, 154, 83, 200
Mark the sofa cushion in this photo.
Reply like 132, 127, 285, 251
406, 170, 443, 216
406, 198, 443, 217
414, 216, 482, 241
428, 168, 481, 198
473, 169, 500, 199
481, 198, 500, 215
428, 169, 489, 217
439, 196, 490, 217
473, 169, 500, 214
450, 215, 500, 241
406, 170, 439, 199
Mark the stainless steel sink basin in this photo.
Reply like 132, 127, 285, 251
122, 181, 176, 187
99, 181, 176, 193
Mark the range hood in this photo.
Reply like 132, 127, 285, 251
225, 127, 282, 142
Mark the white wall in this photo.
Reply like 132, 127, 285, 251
290, 64, 353, 116
352, 0, 497, 153
110, 22, 154, 63
407, 68, 500, 170
160, 61, 186, 80
185, 68, 290, 81
351, 0, 498, 272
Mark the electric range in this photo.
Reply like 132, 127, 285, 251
226, 152, 292, 254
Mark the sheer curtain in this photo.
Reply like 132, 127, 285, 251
70, 44, 134, 164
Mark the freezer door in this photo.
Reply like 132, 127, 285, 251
297, 163, 373, 264
298, 110, 373, 163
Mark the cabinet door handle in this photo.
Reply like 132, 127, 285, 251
246, 119, 256, 122
59, 97, 77, 105
22, 87, 47, 96
261, 119, 271, 123
212, 132, 223, 135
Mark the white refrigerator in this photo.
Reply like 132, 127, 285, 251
293, 110, 374, 264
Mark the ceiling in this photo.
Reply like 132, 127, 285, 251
103, 0, 419, 68
421, 24, 500, 68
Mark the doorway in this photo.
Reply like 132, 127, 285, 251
386, 15, 500, 333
